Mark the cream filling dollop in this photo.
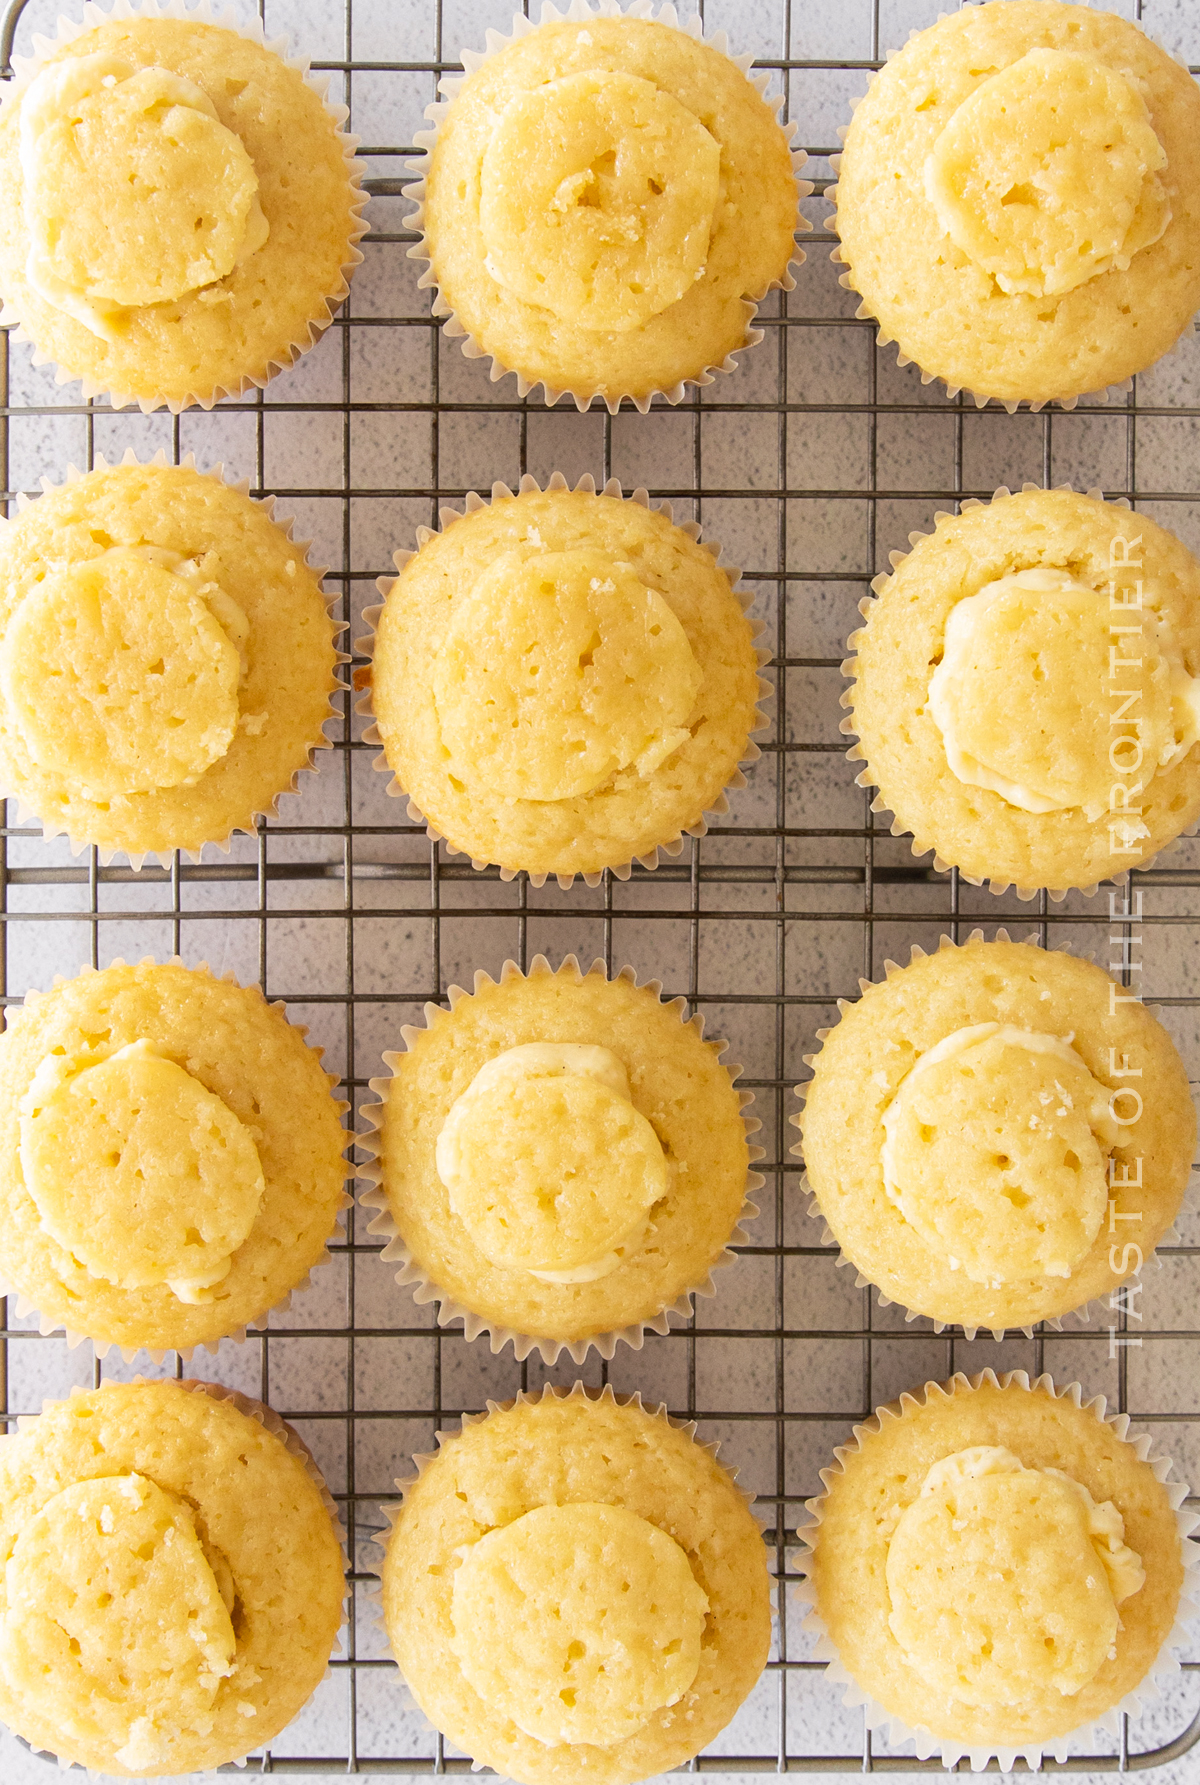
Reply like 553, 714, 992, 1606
479, 67, 721, 332
0, 1472, 237, 1771
928, 567, 1200, 820
886, 1446, 1144, 1707
19, 53, 269, 340
0, 543, 252, 801
435, 1042, 667, 1282
924, 48, 1170, 298
19, 1038, 264, 1303
432, 546, 702, 804
449, 1502, 709, 1747
881, 1023, 1118, 1284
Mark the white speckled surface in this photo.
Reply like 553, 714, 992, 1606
1, 0, 1199, 1779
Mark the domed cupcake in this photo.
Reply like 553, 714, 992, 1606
831, 0, 1200, 406
797, 933, 1194, 1336
844, 486, 1200, 894
364, 477, 767, 883
381, 1383, 771, 1785
0, 959, 350, 1355
0, 10, 365, 409
0, 458, 340, 861
0, 1377, 346, 1775
800, 1370, 1194, 1765
360, 955, 761, 1362
411, 8, 803, 408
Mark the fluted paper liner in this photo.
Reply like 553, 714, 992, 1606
0, 0, 369, 413
840, 483, 1200, 900
825, 17, 1196, 413
403, 0, 811, 414
356, 470, 773, 889
791, 927, 1198, 1343
357, 952, 765, 1365
0, 449, 348, 869
0, 955, 355, 1363
8, 1375, 349, 1773
794, 1367, 1200, 1771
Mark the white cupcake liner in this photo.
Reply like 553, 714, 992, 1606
0, 0, 369, 414
402, 0, 812, 414
1, 448, 349, 869
357, 952, 766, 1366
841, 482, 1200, 900
0, 954, 355, 1364
825, 15, 1196, 413
355, 469, 774, 889
8, 1374, 349, 1774
364, 1378, 766, 1667
790, 927, 1199, 1342
793, 1366, 1200, 1771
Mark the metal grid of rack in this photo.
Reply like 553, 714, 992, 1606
1, 0, 1199, 1772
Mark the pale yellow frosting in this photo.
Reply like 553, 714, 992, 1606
886, 1444, 1144, 1708
479, 68, 721, 333
435, 1042, 667, 1283
924, 48, 1170, 298
19, 52, 269, 340
927, 567, 1200, 821
449, 1501, 709, 1747
881, 1023, 1118, 1285
18, 1038, 264, 1303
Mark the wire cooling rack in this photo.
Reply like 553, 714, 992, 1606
2, 0, 1200, 1774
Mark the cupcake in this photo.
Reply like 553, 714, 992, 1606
363, 476, 767, 884
0, 458, 341, 861
0, 1377, 346, 1775
831, 1, 1200, 407
0, 959, 351, 1356
0, 8, 365, 410
359, 955, 761, 1362
409, 6, 804, 409
843, 486, 1200, 895
381, 1383, 771, 1785
797, 934, 1194, 1336
799, 1370, 1195, 1765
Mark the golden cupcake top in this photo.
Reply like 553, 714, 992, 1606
383, 1386, 771, 1785
0, 959, 349, 1355
436, 1043, 668, 1283
832, 0, 1200, 405
19, 52, 269, 340
926, 565, 1200, 823
885, 1445, 1144, 1711
368, 484, 763, 881
449, 1501, 709, 1747
432, 545, 703, 806
419, 14, 800, 404
0, 460, 338, 859
798, 936, 1194, 1333
0, 1378, 345, 1775
846, 488, 1200, 893
0, 15, 365, 408
923, 47, 1169, 302
364, 956, 757, 1357
19, 1037, 265, 1304
805, 1373, 1187, 1750
880, 1023, 1118, 1286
